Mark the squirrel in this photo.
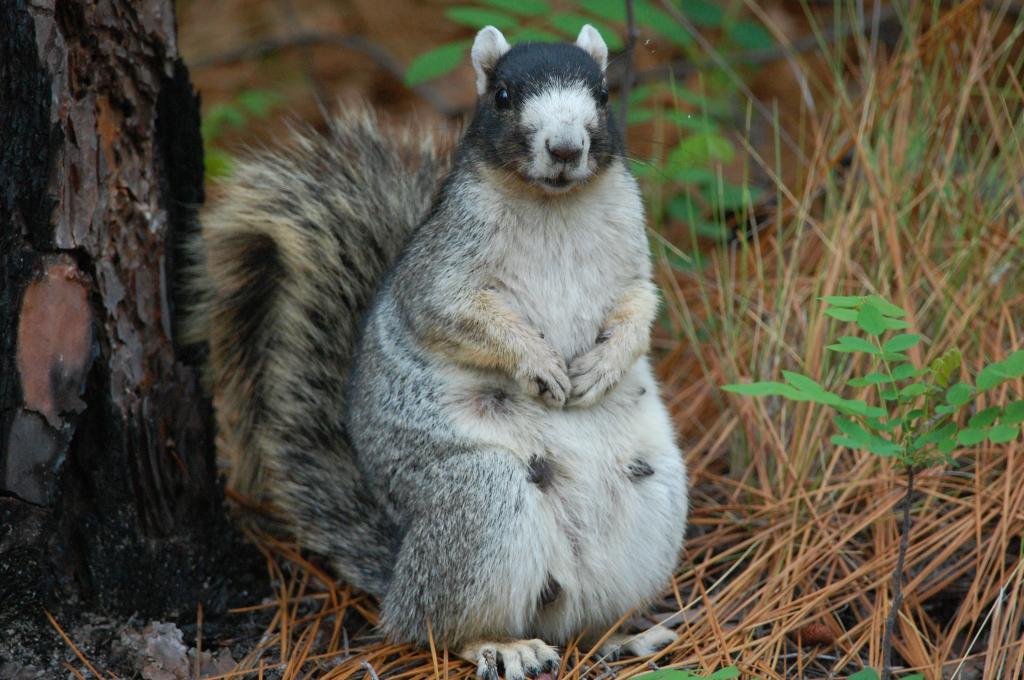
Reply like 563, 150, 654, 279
186, 25, 689, 679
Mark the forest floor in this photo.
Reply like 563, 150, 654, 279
13, 1, 1024, 679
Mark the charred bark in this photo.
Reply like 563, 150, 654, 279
0, 0, 260, 658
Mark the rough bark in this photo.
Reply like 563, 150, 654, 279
0, 0, 259, 655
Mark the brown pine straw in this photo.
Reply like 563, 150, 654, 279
49, 3, 1024, 679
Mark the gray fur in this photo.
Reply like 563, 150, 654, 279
187, 26, 689, 677
185, 108, 444, 595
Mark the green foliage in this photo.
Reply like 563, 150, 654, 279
847, 670, 923, 680
201, 89, 281, 181
406, 41, 473, 86
723, 295, 1023, 467
637, 666, 743, 680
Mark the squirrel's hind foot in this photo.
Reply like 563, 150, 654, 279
595, 623, 677, 661
459, 638, 561, 680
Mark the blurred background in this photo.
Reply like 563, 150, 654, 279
180, 0, 828, 205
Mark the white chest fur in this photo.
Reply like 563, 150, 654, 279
441, 164, 686, 641
467, 163, 647, 360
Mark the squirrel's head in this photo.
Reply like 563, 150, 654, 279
465, 25, 622, 195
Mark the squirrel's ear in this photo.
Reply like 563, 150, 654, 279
575, 24, 608, 72
471, 26, 511, 95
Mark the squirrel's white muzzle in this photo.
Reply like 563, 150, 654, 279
521, 82, 599, 192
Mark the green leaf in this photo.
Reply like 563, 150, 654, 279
847, 668, 879, 680
870, 415, 899, 432
957, 427, 988, 446
578, 0, 625, 22
667, 132, 735, 169
848, 373, 893, 387
820, 295, 864, 307
865, 437, 902, 456
1004, 349, 1024, 376
708, 668, 741, 680
893, 363, 922, 380
856, 304, 887, 336
831, 336, 880, 354
938, 437, 958, 454
722, 381, 792, 397
548, 14, 624, 50
728, 20, 775, 50
977, 363, 1009, 390
509, 27, 563, 43
930, 347, 962, 387
945, 383, 974, 407
445, 6, 519, 29
405, 42, 468, 85
826, 307, 859, 322
666, 165, 716, 184
236, 89, 281, 117
831, 435, 863, 450
479, 0, 550, 15
988, 424, 1021, 444
899, 383, 929, 398
1003, 400, 1024, 425
844, 401, 887, 418
865, 295, 907, 318
880, 351, 911, 363
680, 0, 724, 27
635, 1, 694, 48
969, 406, 1001, 429
884, 334, 921, 352
636, 668, 740, 680
905, 408, 925, 421
699, 181, 762, 211
204, 148, 235, 181
917, 422, 957, 446
782, 371, 823, 393
878, 317, 912, 330
834, 416, 872, 446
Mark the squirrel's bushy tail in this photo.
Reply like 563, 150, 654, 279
185, 109, 446, 595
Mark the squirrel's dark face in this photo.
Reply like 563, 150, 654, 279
466, 26, 622, 195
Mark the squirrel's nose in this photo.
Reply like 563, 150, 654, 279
546, 141, 582, 164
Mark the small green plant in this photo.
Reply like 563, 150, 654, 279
849, 669, 923, 680
636, 666, 742, 680
723, 295, 1023, 679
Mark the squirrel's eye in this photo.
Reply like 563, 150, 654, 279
495, 88, 511, 109
597, 87, 609, 106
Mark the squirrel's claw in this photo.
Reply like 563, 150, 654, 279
566, 348, 624, 408
516, 347, 570, 407
461, 639, 561, 680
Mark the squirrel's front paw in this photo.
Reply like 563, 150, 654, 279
515, 346, 570, 407
459, 639, 561, 680
567, 347, 626, 408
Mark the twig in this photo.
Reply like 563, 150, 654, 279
194, 603, 204, 680
274, 0, 330, 116
619, 0, 638, 147
880, 465, 915, 680
45, 609, 104, 679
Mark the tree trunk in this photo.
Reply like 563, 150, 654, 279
0, 0, 258, 650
